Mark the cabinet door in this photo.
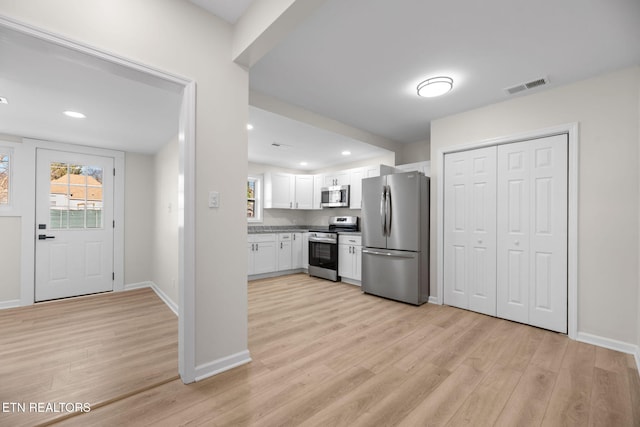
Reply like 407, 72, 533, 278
278, 234, 293, 271
338, 244, 353, 278
497, 134, 568, 333
294, 175, 314, 209
324, 171, 350, 187
270, 173, 294, 209
292, 233, 303, 269
443, 146, 497, 316
353, 245, 362, 281
349, 168, 364, 209
254, 241, 277, 274
302, 233, 309, 268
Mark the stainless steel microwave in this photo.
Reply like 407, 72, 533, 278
321, 185, 350, 208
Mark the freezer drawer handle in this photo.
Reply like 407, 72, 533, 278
362, 249, 414, 258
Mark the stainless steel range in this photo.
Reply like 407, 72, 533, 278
308, 216, 359, 281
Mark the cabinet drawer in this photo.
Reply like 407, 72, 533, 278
339, 235, 361, 246
278, 233, 292, 241
248, 233, 276, 243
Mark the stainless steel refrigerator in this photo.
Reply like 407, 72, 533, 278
361, 171, 429, 305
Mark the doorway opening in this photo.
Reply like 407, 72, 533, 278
2, 17, 197, 383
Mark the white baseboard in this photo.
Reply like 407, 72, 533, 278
123, 281, 178, 317
194, 350, 252, 382
428, 296, 440, 305
0, 299, 21, 310
576, 332, 639, 362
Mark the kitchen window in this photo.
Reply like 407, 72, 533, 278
247, 175, 262, 223
0, 147, 12, 208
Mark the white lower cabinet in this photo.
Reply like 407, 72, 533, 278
249, 232, 307, 277
248, 234, 277, 275
443, 134, 568, 333
277, 233, 293, 271
292, 232, 303, 269
338, 235, 362, 285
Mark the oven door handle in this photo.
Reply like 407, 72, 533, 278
309, 237, 337, 243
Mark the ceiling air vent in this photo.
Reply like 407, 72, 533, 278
505, 77, 549, 95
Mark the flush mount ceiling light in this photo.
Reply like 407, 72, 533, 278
417, 76, 453, 98
341, 150, 351, 156
63, 110, 86, 119
246, 123, 254, 130
300, 161, 308, 166
0, 96, 8, 104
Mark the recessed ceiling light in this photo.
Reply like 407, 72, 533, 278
64, 110, 86, 119
342, 151, 351, 156
417, 76, 453, 98
246, 123, 254, 130
300, 161, 308, 166
0, 97, 8, 104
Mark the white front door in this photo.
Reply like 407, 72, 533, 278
35, 149, 115, 302
496, 134, 568, 333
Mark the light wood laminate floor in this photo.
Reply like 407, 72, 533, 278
0, 288, 178, 427
4, 274, 640, 426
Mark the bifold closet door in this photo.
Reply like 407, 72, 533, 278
496, 134, 568, 333
443, 146, 497, 316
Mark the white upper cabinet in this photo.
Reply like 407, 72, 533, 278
348, 167, 365, 209
395, 161, 431, 177
323, 171, 350, 187
294, 175, 314, 209
264, 172, 318, 210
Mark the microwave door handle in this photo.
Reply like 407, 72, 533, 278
380, 187, 385, 236
385, 185, 391, 236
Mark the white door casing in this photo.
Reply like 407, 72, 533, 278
497, 135, 568, 333
443, 146, 497, 316
35, 149, 114, 302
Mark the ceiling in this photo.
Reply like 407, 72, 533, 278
249, 0, 640, 143
248, 106, 391, 171
0, 25, 183, 153
1, 1, 639, 164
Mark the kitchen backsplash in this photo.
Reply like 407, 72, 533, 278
258, 207, 360, 227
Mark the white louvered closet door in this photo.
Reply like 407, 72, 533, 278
443, 146, 497, 316
496, 134, 568, 333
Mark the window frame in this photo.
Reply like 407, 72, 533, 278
247, 175, 263, 223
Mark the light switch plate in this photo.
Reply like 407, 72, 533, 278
208, 191, 220, 208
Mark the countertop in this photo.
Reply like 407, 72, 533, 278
248, 225, 360, 235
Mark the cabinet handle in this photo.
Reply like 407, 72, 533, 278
252, 243, 255, 251
293, 234, 296, 240
290, 202, 292, 208
280, 242, 283, 249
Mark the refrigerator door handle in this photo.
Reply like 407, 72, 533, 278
385, 185, 391, 236
380, 187, 387, 236
362, 249, 415, 258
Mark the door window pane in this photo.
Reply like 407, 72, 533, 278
50, 162, 103, 229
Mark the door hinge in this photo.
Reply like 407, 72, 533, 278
113, 220, 115, 228
112, 272, 115, 281
113, 168, 116, 176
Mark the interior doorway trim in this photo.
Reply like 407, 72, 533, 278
435, 122, 579, 339
3, 16, 197, 383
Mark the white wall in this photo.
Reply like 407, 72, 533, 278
152, 137, 179, 304
124, 153, 154, 285
0, 0, 250, 374
396, 139, 430, 165
0, 217, 21, 304
431, 66, 640, 346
